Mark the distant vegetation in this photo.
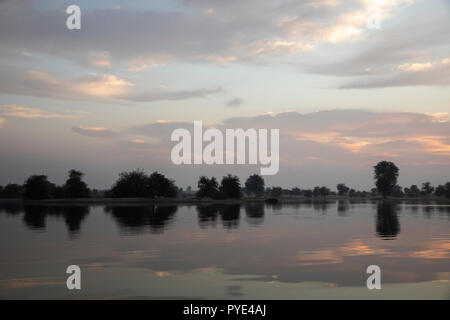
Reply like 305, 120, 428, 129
0, 161, 449, 200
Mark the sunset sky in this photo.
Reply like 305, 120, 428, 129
0, 0, 449, 190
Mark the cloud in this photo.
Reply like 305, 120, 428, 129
72, 126, 118, 138
0, 105, 81, 119
342, 57, 450, 88
308, 0, 341, 8
127, 109, 450, 164
226, 98, 244, 108
398, 62, 433, 72
0, 117, 5, 127
0, 0, 420, 69
1, 0, 447, 91
300, 1, 450, 86
0, 67, 222, 104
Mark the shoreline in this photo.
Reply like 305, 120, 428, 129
1, 196, 449, 205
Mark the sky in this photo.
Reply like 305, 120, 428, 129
0, 0, 449, 190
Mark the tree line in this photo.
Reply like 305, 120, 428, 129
0, 161, 449, 200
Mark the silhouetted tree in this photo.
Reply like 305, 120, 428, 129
303, 189, 313, 198
148, 171, 177, 198
270, 187, 283, 198
0, 185, 3, 198
391, 185, 404, 197
244, 174, 265, 197
370, 188, 378, 197
319, 186, 330, 198
373, 161, 399, 198
110, 170, 149, 198
420, 182, 434, 196
3, 183, 23, 198
23, 175, 54, 200
434, 184, 446, 197
197, 176, 220, 199
445, 182, 450, 199
313, 186, 321, 197
220, 174, 242, 199
64, 170, 90, 198
337, 183, 349, 196
405, 184, 420, 198
291, 187, 301, 196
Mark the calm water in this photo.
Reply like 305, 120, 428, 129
0, 201, 449, 299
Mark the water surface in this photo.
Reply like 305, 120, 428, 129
0, 201, 449, 299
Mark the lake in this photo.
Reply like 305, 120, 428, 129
0, 201, 449, 299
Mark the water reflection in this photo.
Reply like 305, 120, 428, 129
376, 201, 400, 240
244, 203, 265, 226
104, 205, 178, 234
0, 202, 23, 215
0, 201, 449, 299
337, 200, 349, 216
22, 205, 90, 237
196, 204, 241, 229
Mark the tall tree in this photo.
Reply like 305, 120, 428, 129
220, 174, 242, 199
244, 174, 265, 197
373, 161, 399, 198
64, 170, 90, 198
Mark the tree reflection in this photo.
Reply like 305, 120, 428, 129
22, 205, 90, 237
245, 203, 265, 226
0, 202, 23, 215
376, 201, 400, 239
312, 201, 331, 213
219, 204, 241, 229
337, 200, 349, 216
105, 205, 177, 234
196, 204, 241, 229
196, 204, 220, 228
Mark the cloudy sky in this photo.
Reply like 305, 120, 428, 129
0, 0, 449, 190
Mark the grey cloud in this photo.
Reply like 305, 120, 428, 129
0, 65, 222, 104
1, 0, 447, 90
226, 98, 244, 108
129, 121, 194, 137
0, 0, 377, 67
340, 65, 450, 89
72, 126, 118, 138
125, 88, 223, 102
